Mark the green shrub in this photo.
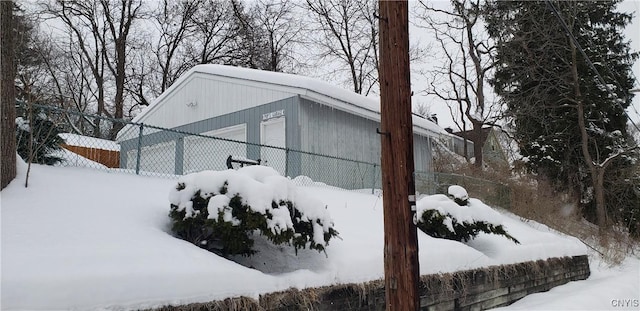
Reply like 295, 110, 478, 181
416, 186, 519, 244
417, 209, 519, 243
168, 168, 339, 257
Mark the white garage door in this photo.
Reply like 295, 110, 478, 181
261, 117, 286, 175
184, 124, 247, 174
127, 141, 176, 175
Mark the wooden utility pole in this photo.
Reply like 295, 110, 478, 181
378, 1, 420, 310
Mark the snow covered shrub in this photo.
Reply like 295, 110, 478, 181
168, 166, 339, 257
416, 188, 519, 244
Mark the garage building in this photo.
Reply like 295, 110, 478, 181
116, 65, 464, 188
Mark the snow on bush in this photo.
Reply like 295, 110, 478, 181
168, 166, 339, 257
417, 186, 519, 244
447, 185, 469, 206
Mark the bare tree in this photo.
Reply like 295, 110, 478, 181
185, 0, 239, 66
100, 0, 144, 138
415, 0, 499, 168
413, 100, 432, 118
40, 0, 144, 139
1, 0, 17, 189
230, 0, 271, 69
118, 0, 200, 113
239, 0, 304, 73
38, 35, 101, 134
305, 0, 379, 95
153, 0, 200, 93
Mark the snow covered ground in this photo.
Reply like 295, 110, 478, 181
1, 159, 638, 310
494, 257, 640, 310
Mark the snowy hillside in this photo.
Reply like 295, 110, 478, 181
1, 159, 635, 310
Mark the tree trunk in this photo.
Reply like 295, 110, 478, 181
109, 38, 126, 140
570, 33, 608, 229
594, 167, 607, 229
1, 0, 17, 189
471, 121, 484, 169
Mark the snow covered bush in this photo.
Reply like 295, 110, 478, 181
168, 166, 339, 257
416, 186, 519, 244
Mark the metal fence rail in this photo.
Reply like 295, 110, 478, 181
21, 104, 511, 206
414, 171, 511, 209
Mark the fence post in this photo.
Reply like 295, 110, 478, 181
371, 164, 377, 194
285, 147, 290, 177
135, 123, 144, 175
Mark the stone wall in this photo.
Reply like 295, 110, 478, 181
154, 255, 590, 311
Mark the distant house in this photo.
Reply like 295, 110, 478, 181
451, 127, 508, 168
59, 133, 120, 168
116, 65, 466, 186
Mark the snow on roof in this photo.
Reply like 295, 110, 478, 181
128, 64, 448, 137
59, 133, 120, 151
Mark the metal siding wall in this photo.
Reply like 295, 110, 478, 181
139, 74, 296, 131
296, 98, 380, 188
175, 98, 297, 142
299, 98, 380, 162
298, 98, 433, 170
119, 96, 301, 175
413, 134, 432, 172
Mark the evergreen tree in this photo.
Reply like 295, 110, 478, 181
485, 1, 638, 229
15, 103, 66, 166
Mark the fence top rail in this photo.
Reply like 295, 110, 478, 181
419, 171, 508, 187
28, 103, 139, 125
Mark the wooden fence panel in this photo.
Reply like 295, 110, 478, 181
62, 145, 120, 168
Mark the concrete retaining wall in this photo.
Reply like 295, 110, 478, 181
154, 255, 590, 311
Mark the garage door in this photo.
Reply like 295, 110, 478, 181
184, 124, 247, 174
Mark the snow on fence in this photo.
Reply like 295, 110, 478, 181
147, 255, 589, 311
59, 133, 121, 168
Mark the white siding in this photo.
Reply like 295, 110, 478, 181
138, 75, 294, 132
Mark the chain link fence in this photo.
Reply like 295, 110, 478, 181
20, 104, 382, 191
415, 171, 512, 209
19, 103, 510, 207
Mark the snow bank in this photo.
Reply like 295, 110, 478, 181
1, 164, 589, 310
